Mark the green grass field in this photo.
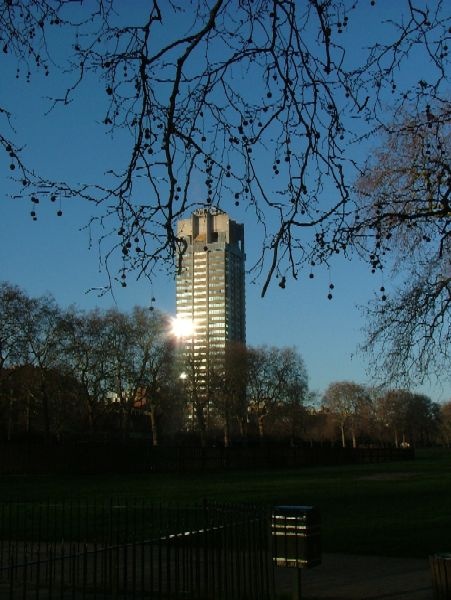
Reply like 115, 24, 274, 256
1, 448, 450, 558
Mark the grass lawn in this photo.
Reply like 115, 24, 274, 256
1, 447, 450, 558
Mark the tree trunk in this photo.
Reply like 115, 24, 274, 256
118, 406, 125, 440
224, 425, 230, 448
149, 405, 159, 447
86, 402, 96, 435
25, 398, 30, 435
223, 420, 230, 448
199, 428, 206, 448
40, 380, 51, 441
7, 391, 14, 441
340, 423, 346, 448
351, 428, 357, 449
121, 405, 132, 442
258, 414, 265, 440
237, 416, 247, 438
84, 388, 96, 434
195, 403, 207, 447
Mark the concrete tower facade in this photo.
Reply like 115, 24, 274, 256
176, 208, 245, 398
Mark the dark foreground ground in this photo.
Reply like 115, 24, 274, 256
275, 553, 433, 599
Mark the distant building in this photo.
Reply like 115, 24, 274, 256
176, 208, 245, 403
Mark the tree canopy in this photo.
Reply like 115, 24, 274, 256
1, 279, 449, 446
357, 116, 450, 384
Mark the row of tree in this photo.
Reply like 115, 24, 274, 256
321, 382, 445, 449
1, 282, 450, 448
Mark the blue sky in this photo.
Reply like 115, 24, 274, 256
0, 196, 390, 399
1, 1, 450, 403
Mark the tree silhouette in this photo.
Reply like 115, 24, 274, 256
2, 1, 450, 381
357, 114, 450, 384
322, 380, 370, 448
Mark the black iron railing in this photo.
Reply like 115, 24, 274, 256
0, 499, 274, 599
0, 441, 415, 475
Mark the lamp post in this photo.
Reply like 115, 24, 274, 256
179, 371, 193, 431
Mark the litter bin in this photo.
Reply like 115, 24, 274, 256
430, 553, 451, 599
272, 505, 321, 569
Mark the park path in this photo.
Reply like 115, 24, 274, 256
274, 553, 433, 599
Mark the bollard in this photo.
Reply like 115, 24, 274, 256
272, 505, 321, 600
430, 553, 451, 600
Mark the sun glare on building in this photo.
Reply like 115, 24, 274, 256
170, 316, 196, 339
